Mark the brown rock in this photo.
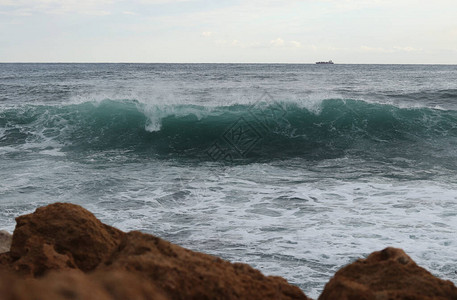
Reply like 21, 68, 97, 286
0, 270, 168, 300
0, 270, 112, 300
8, 202, 124, 276
89, 270, 168, 300
0, 203, 308, 300
0, 230, 12, 253
3, 203, 457, 300
100, 230, 308, 299
319, 247, 457, 300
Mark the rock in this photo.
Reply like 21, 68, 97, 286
4, 203, 456, 300
0, 230, 12, 253
0, 270, 168, 300
0, 203, 309, 300
89, 270, 168, 300
100, 230, 308, 300
319, 247, 457, 300
9, 202, 124, 276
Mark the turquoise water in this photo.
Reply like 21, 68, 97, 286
1, 63, 457, 298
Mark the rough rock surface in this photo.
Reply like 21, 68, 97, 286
319, 247, 457, 300
100, 230, 307, 299
0, 270, 168, 300
0, 230, 12, 254
2, 203, 457, 300
0, 202, 309, 300
8, 202, 124, 276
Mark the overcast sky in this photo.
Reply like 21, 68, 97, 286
1, 0, 456, 63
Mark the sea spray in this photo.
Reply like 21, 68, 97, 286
1, 99, 457, 164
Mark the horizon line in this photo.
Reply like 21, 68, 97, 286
0, 62, 456, 65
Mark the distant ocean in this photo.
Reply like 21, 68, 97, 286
1, 63, 456, 298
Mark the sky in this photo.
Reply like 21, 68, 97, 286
0, 0, 456, 63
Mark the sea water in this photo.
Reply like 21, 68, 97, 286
1, 63, 456, 298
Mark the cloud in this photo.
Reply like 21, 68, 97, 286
87, 10, 111, 16
270, 38, 302, 48
289, 40, 302, 48
201, 31, 213, 37
138, 0, 192, 3
213, 37, 303, 50
360, 45, 394, 53
393, 46, 421, 52
0, 0, 15, 5
270, 38, 285, 46
1, 0, 456, 63
360, 45, 422, 53
0, 0, 115, 15
0, 9, 31, 16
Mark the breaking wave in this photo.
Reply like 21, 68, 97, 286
1, 98, 457, 162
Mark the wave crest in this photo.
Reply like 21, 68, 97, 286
1, 98, 457, 161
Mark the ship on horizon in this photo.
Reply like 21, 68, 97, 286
316, 60, 334, 64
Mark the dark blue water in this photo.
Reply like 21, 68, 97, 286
1, 63, 457, 298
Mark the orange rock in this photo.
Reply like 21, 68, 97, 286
100, 230, 308, 299
89, 270, 168, 300
319, 247, 457, 300
8, 203, 124, 276
0, 203, 309, 300
8, 203, 456, 299
0, 270, 168, 300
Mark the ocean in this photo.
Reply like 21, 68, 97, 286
1, 63, 456, 298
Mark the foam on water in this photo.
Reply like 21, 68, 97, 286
1, 64, 457, 299
69, 159, 456, 299
2, 98, 457, 166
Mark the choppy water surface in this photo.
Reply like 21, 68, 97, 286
1, 63, 457, 298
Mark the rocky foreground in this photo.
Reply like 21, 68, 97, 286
0, 203, 456, 300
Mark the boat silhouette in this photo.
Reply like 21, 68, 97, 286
316, 60, 334, 64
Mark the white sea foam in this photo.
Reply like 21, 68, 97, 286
39, 149, 66, 157
60, 159, 454, 299
2, 64, 457, 300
